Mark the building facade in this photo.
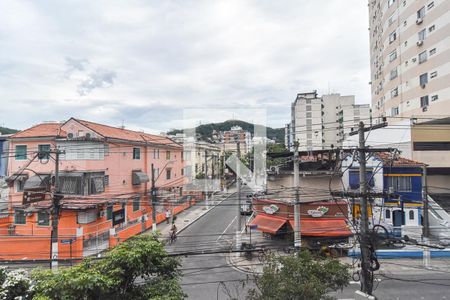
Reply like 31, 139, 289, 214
369, 0, 450, 122
0, 118, 195, 260
221, 126, 253, 154
287, 91, 371, 151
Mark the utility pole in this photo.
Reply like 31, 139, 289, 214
237, 140, 242, 232
422, 165, 431, 269
50, 149, 63, 270
205, 149, 208, 208
293, 141, 301, 249
357, 121, 373, 296
151, 163, 157, 233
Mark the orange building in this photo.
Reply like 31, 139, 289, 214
0, 118, 195, 261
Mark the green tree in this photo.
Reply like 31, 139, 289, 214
32, 235, 185, 300
247, 251, 350, 300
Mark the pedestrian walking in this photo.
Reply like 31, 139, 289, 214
165, 209, 171, 224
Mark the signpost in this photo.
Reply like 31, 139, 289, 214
61, 238, 76, 266
22, 188, 47, 205
248, 224, 258, 245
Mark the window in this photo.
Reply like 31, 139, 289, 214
390, 68, 398, 80
306, 105, 311, 112
391, 87, 399, 98
431, 95, 439, 101
430, 71, 437, 79
391, 107, 399, 116
389, 50, 397, 62
389, 31, 397, 43
420, 95, 429, 107
429, 25, 435, 32
419, 73, 428, 86
132, 196, 140, 211
388, 176, 412, 192
77, 209, 97, 224
37, 212, 50, 226
388, 0, 395, 7
388, 14, 395, 26
15, 145, 27, 160
166, 151, 171, 160
181, 168, 184, 176
429, 48, 436, 55
166, 169, 171, 180
60, 175, 83, 195
305, 99, 311, 104
306, 112, 312, 118
409, 210, 415, 220
385, 210, 391, 219
106, 205, 113, 220
153, 149, 160, 159
38, 144, 51, 160
15, 177, 27, 192
89, 174, 105, 195
418, 29, 426, 41
14, 210, 26, 225
417, 6, 425, 19
418, 51, 427, 64
104, 175, 109, 187
349, 170, 375, 189
427, 1, 434, 9
133, 147, 140, 160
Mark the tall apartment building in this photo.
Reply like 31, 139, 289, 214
221, 126, 253, 154
286, 91, 371, 151
369, 0, 450, 123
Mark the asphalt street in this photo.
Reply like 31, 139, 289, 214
167, 189, 253, 300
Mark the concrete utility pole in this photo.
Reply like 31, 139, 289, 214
151, 163, 157, 233
237, 140, 242, 232
293, 141, 301, 249
50, 149, 63, 270
422, 165, 431, 269
357, 121, 373, 295
205, 149, 209, 209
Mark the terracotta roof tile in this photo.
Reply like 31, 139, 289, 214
11, 123, 67, 139
74, 118, 180, 147
375, 152, 425, 167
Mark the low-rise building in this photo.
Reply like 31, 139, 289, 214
0, 118, 195, 260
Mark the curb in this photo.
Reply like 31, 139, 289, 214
177, 191, 237, 235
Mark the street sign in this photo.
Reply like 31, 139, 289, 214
249, 224, 258, 230
61, 238, 76, 244
112, 209, 125, 226
22, 188, 47, 205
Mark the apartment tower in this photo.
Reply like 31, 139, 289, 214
369, 0, 450, 123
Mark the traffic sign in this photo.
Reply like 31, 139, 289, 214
61, 238, 76, 244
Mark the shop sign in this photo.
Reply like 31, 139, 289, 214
23, 188, 47, 205
262, 204, 279, 215
307, 206, 329, 218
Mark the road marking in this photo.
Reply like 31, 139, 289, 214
216, 216, 237, 242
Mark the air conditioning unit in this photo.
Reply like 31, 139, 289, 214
416, 18, 423, 25
417, 40, 423, 46
422, 106, 428, 112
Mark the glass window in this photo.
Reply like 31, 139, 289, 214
418, 29, 426, 41
133, 147, 140, 160
420, 95, 429, 107
106, 205, 113, 220
429, 25, 435, 32
389, 31, 397, 43
349, 170, 375, 189
37, 212, 50, 226
389, 50, 397, 62
388, 0, 395, 7
391, 87, 399, 98
409, 210, 415, 220
391, 107, 399, 116
388, 176, 412, 192
419, 73, 428, 86
166, 169, 171, 180
89, 175, 104, 195
15, 145, 27, 160
390, 68, 398, 80
166, 151, 171, 160
14, 210, 26, 224
132, 196, 140, 211
417, 6, 425, 19
385, 210, 391, 219
38, 144, 51, 160
430, 48, 436, 56
418, 51, 427, 64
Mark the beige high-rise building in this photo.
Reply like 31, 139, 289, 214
369, 0, 450, 123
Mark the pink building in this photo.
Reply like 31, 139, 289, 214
0, 118, 193, 260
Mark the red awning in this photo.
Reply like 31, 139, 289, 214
289, 218, 352, 237
250, 214, 287, 234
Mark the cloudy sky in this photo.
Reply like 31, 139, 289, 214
0, 0, 370, 133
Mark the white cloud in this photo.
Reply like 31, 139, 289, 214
0, 0, 370, 131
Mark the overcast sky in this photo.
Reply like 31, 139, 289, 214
0, 0, 370, 133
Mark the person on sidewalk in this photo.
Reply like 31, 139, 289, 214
165, 209, 171, 224
170, 223, 178, 243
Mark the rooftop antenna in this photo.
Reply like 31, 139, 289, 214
121, 120, 125, 129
